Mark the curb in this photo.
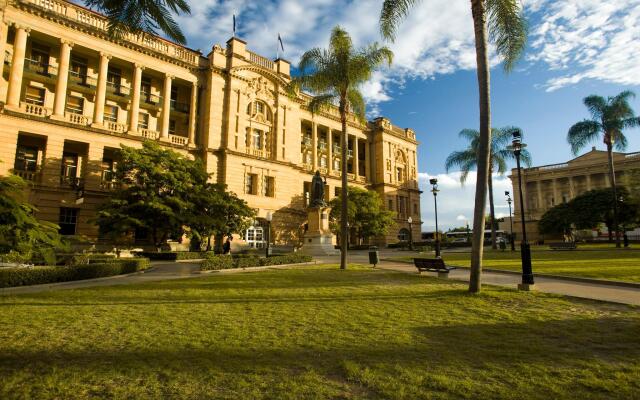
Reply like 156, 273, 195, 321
381, 258, 640, 289
200, 261, 319, 274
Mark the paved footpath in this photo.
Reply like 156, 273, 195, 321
2, 253, 640, 306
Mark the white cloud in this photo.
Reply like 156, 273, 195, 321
418, 171, 513, 231
526, 0, 640, 91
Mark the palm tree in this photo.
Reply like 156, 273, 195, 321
84, 0, 191, 44
445, 127, 531, 249
380, 0, 527, 293
292, 26, 393, 270
568, 91, 640, 247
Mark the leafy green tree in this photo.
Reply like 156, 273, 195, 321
292, 26, 393, 270
567, 91, 640, 247
84, 0, 191, 44
380, 0, 527, 293
95, 141, 207, 249
187, 183, 255, 252
328, 187, 395, 245
445, 127, 531, 249
0, 174, 67, 264
538, 203, 574, 236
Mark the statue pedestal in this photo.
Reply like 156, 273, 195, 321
302, 206, 339, 256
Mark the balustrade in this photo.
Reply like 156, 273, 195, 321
140, 129, 160, 140
21, 102, 51, 117
106, 121, 127, 133
65, 112, 91, 126
169, 134, 188, 145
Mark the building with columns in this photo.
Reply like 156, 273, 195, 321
0, 0, 422, 248
509, 147, 640, 241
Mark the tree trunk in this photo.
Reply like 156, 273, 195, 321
339, 97, 349, 270
606, 140, 621, 247
488, 166, 497, 249
469, 0, 491, 293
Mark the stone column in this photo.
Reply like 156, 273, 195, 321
52, 40, 74, 119
128, 64, 143, 134
160, 74, 173, 140
552, 178, 559, 205
364, 141, 371, 181
536, 180, 543, 210
568, 176, 575, 199
586, 174, 592, 191
353, 136, 359, 179
327, 130, 333, 174
6, 25, 30, 109
311, 122, 318, 169
0, 21, 10, 99
188, 82, 198, 146
92, 52, 111, 126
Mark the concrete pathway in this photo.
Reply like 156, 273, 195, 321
2, 251, 640, 306
0, 261, 202, 295
374, 260, 640, 306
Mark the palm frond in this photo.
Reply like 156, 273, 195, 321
486, 0, 528, 72
445, 150, 477, 185
583, 95, 607, 121
308, 94, 336, 115
567, 120, 601, 155
458, 129, 480, 143
347, 89, 366, 123
379, 0, 422, 42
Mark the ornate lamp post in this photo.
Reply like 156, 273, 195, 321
408, 216, 413, 251
429, 178, 441, 257
507, 129, 534, 290
505, 191, 515, 251
265, 211, 273, 258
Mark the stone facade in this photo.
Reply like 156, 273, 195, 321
0, 0, 422, 248
509, 147, 640, 241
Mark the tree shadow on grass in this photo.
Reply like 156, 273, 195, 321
0, 317, 638, 399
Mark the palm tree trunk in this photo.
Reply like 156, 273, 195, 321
606, 140, 621, 248
469, 0, 491, 293
488, 167, 497, 249
339, 97, 349, 270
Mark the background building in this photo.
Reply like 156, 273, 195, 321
509, 147, 640, 241
0, 0, 421, 248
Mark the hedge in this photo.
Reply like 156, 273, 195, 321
0, 258, 150, 288
201, 253, 313, 271
135, 251, 213, 261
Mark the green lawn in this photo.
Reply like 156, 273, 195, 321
1, 266, 639, 399
391, 248, 640, 282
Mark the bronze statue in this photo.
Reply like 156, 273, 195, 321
310, 171, 326, 208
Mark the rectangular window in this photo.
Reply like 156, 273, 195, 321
413, 203, 418, 215
25, 86, 45, 106
104, 105, 118, 123
70, 56, 88, 83
388, 199, 393, 210
252, 130, 262, 149
399, 197, 406, 217
14, 145, 38, 172
102, 157, 115, 183
263, 176, 275, 197
29, 43, 50, 74
320, 156, 327, 168
169, 120, 176, 135
141, 77, 153, 102
304, 182, 311, 206
333, 159, 340, 171
65, 96, 84, 115
61, 152, 78, 181
334, 187, 341, 198
245, 173, 257, 195
138, 112, 149, 129
58, 208, 79, 235
107, 67, 121, 86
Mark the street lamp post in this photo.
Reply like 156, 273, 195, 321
508, 129, 534, 290
505, 191, 515, 251
265, 211, 273, 258
430, 178, 441, 257
408, 216, 413, 251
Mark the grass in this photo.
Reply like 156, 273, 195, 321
1, 265, 639, 399
391, 248, 640, 283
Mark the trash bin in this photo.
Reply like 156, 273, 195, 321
369, 246, 379, 267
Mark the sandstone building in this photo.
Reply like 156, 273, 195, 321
509, 148, 640, 241
0, 0, 422, 248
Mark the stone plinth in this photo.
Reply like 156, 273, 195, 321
302, 206, 339, 256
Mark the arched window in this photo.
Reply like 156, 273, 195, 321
397, 228, 410, 241
247, 100, 272, 122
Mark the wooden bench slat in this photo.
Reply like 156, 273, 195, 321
413, 258, 456, 273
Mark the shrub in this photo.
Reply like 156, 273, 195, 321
200, 255, 235, 271
0, 258, 150, 288
136, 251, 211, 261
175, 252, 211, 260
200, 253, 312, 271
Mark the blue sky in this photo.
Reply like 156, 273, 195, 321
169, 0, 640, 230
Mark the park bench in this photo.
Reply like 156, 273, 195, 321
413, 258, 456, 278
549, 242, 577, 250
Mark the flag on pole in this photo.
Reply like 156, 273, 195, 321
278, 33, 284, 54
